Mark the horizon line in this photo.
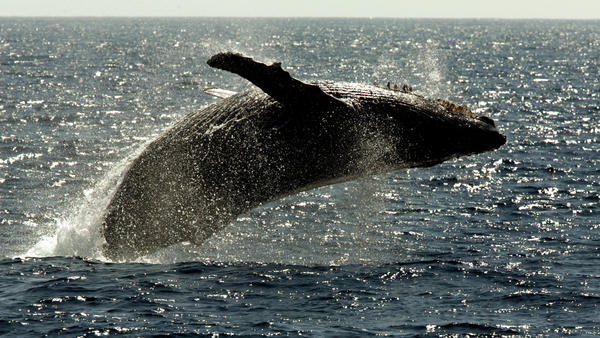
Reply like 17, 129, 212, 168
1, 16, 599, 20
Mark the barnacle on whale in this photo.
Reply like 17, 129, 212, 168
374, 81, 413, 93
374, 81, 477, 118
435, 99, 477, 118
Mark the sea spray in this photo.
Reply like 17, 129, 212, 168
23, 141, 151, 260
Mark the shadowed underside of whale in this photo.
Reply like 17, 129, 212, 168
102, 52, 506, 260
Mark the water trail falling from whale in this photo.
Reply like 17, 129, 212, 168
23, 142, 150, 261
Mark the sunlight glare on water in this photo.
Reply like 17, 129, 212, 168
0, 18, 599, 336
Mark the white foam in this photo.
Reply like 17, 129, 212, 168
22, 141, 150, 261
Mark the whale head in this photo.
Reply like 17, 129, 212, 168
304, 81, 506, 176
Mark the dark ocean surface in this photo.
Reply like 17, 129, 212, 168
1, 18, 599, 336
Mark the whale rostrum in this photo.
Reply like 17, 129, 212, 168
102, 52, 506, 260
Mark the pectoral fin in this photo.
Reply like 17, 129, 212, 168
203, 87, 237, 99
207, 52, 346, 111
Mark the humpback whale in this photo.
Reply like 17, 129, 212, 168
102, 52, 506, 260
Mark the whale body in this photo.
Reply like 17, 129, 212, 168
102, 52, 506, 260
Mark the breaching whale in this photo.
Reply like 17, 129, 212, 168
102, 52, 506, 260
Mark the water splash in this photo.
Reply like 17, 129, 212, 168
416, 40, 452, 99
372, 39, 451, 100
23, 142, 150, 261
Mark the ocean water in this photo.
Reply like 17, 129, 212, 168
1, 18, 599, 336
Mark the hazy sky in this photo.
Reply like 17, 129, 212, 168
2, 0, 599, 19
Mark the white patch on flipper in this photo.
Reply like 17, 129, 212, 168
203, 87, 237, 99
